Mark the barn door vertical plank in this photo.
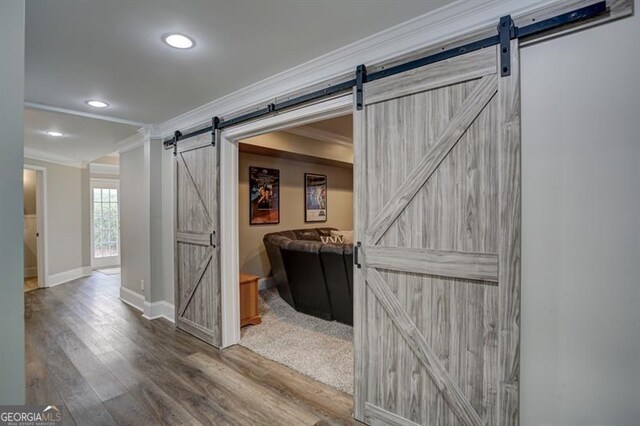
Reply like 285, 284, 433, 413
497, 39, 522, 426
353, 87, 368, 421
212, 128, 222, 346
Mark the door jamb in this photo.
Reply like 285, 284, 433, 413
219, 94, 353, 348
23, 164, 48, 288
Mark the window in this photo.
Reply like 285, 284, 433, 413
93, 187, 119, 258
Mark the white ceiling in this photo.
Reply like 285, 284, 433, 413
307, 115, 353, 139
24, 108, 139, 164
25, 0, 452, 125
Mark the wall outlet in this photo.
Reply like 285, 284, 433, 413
141, 279, 145, 291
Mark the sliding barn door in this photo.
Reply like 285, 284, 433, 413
354, 41, 521, 425
174, 132, 221, 347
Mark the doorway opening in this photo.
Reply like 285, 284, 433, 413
219, 95, 354, 394
237, 114, 354, 393
23, 165, 47, 291
90, 178, 121, 270
23, 169, 38, 292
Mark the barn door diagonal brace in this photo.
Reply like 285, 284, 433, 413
163, 1, 610, 147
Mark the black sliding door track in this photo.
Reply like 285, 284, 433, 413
165, 1, 607, 149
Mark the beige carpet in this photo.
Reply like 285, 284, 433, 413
240, 288, 354, 394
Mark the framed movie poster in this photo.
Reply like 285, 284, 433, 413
249, 167, 280, 225
305, 173, 327, 222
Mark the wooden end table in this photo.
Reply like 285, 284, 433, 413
239, 273, 262, 327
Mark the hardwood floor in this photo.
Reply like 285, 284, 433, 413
25, 273, 357, 425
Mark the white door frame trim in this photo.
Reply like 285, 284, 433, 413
219, 94, 353, 347
23, 164, 48, 288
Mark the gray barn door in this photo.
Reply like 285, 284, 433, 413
174, 132, 221, 347
353, 41, 521, 425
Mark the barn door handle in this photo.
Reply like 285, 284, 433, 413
354, 242, 362, 269
210, 231, 216, 248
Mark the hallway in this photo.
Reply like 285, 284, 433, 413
25, 274, 355, 425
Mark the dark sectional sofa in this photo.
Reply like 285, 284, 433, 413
263, 228, 353, 325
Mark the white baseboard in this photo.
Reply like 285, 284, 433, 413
119, 286, 175, 323
92, 264, 121, 270
142, 300, 175, 323
24, 266, 38, 278
119, 286, 146, 312
258, 276, 275, 291
47, 266, 92, 287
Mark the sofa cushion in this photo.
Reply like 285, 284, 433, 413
319, 242, 343, 255
262, 227, 352, 325
278, 230, 297, 240
281, 246, 332, 320
320, 244, 352, 325
286, 239, 323, 253
264, 234, 294, 249
294, 228, 321, 241
263, 239, 294, 307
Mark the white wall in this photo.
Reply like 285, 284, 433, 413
239, 151, 353, 277
519, 4, 640, 424
81, 167, 91, 268
149, 140, 165, 303
119, 138, 173, 306
24, 158, 91, 278
161, 140, 176, 305
23, 215, 38, 277
118, 134, 176, 316
23, 169, 37, 215
0, 0, 25, 404
90, 155, 120, 180
119, 145, 150, 297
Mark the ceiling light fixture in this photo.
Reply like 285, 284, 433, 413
46, 131, 64, 137
163, 33, 195, 49
85, 100, 109, 108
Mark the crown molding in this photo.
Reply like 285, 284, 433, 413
283, 126, 352, 148
24, 147, 87, 169
157, 0, 557, 138
25, 102, 147, 127
139, 124, 163, 139
115, 126, 157, 154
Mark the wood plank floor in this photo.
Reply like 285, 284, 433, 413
25, 273, 357, 425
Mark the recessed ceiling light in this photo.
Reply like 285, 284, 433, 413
163, 33, 195, 49
46, 131, 64, 137
86, 100, 109, 108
